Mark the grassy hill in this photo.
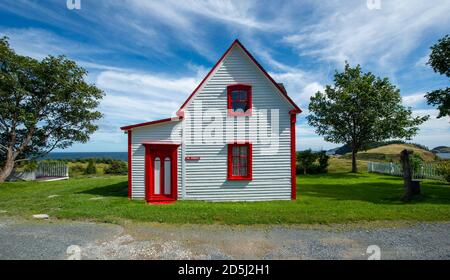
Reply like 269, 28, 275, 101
344, 144, 437, 162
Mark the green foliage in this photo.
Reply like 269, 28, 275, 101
104, 160, 128, 175
436, 161, 450, 183
84, 159, 97, 175
0, 37, 104, 181
308, 62, 429, 172
69, 164, 85, 177
296, 149, 317, 174
296, 150, 329, 175
22, 161, 38, 172
426, 34, 450, 119
409, 153, 424, 174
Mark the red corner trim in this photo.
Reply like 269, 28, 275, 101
290, 114, 297, 200
128, 130, 132, 199
177, 39, 302, 114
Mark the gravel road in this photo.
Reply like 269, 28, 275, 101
0, 217, 449, 260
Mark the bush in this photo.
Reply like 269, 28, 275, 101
23, 161, 38, 172
69, 164, 85, 176
296, 150, 329, 175
437, 161, 450, 183
104, 160, 128, 175
84, 159, 97, 175
409, 153, 424, 174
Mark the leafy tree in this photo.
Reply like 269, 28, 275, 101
317, 151, 329, 173
426, 35, 450, 119
296, 149, 318, 175
0, 37, 103, 182
84, 159, 97, 175
104, 160, 128, 175
308, 62, 429, 172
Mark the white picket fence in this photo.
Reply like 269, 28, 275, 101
36, 162, 69, 178
368, 162, 443, 180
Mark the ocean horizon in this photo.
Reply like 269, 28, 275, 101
44, 152, 128, 161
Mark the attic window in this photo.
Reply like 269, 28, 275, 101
227, 84, 252, 116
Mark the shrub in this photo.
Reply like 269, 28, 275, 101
409, 153, 424, 174
317, 151, 329, 173
69, 164, 85, 176
437, 161, 450, 183
23, 161, 38, 172
296, 150, 318, 175
104, 160, 128, 175
84, 159, 97, 175
296, 150, 329, 175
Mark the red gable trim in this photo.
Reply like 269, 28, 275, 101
177, 39, 302, 114
120, 117, 181, 131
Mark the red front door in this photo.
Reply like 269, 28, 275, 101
146, 145, 178, 203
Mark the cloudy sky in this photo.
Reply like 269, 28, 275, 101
1, 0, 449, 152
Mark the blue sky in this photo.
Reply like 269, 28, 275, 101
0, 0, 449, 152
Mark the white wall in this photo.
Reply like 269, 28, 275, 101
130, 121, 182, 199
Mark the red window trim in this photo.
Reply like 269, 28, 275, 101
227, 84, 252, 116
227, 142, 253, 181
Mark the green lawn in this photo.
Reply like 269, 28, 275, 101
0, 173, 449, 225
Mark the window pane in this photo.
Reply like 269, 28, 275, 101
154, 157, 160, 195
240, 91, 247, 101
164, 157, 171, 195
240, 146, 247, 156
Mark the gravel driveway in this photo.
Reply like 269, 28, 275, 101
0, 217, 449, 260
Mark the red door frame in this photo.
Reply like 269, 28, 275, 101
144, 144, 180, 203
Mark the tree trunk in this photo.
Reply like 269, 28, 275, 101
303, 167, 307, 175
0, 157, 15, 183
400, 149, 413, 202
351, 149, 358, 173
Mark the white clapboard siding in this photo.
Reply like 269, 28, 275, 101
131, 121, 182, 199
182, 44, 293, 201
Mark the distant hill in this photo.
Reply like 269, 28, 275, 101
329, 140, 430, 156
432, 146, 450, 153
342, 144, 436, 162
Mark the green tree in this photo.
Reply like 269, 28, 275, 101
308, 62, 429, 173
296, 149, 318, 175
84, 159, 97, 175
0, 37, 103, 182
426, 34, 450, 119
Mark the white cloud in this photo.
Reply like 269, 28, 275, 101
403, 92, 426, 107
283, 0, 450, 72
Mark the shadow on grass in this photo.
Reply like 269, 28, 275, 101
79, 182, 128, 197
299, 173, 450, 205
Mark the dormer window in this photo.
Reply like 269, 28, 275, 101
227, 84, 252, 116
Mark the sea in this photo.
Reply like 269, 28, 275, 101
43, 152, 128, 161
437, 153, 450, 159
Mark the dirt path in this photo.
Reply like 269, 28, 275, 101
0, 217, 449, 259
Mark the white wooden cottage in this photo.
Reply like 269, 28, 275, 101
120, 40, 301, 203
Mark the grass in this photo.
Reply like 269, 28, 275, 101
0, 170, 449, 225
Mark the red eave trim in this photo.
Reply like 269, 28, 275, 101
178, 40, 238, 112
178, 39, 302, 114
120, 117, 181, 131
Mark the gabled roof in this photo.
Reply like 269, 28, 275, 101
177, 39, 301, 114
121, 39, 301, 131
